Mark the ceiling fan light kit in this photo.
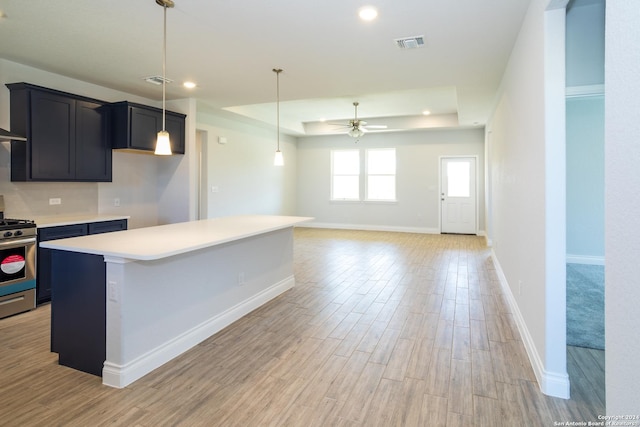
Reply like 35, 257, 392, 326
326, 101, 388, 141
348, 127, 365, 138
348, 101, 364, 140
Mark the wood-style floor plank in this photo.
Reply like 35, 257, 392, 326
0, 228, 604, 426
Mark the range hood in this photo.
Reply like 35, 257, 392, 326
0, 128, 27, 142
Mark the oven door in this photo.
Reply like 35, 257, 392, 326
0, 236, 36, 292
0, 236, 36, 318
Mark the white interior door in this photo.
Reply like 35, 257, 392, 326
441, 157, 477, 234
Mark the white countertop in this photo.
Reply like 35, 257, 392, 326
39, 215, 312, 261
35, 214, 130, 228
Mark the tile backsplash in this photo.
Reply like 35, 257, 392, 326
0, 181, 98, 219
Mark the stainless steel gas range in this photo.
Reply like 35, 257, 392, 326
0, 201, 36, 319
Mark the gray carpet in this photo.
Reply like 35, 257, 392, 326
566, 263, 605, 350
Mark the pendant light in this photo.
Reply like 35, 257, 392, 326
273, 68, 284, 166
154, 0, 174, 155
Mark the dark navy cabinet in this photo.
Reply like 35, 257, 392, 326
6, 83, 112, 182
110, 101, 186, 154
50, 250, 106, 376
37, 219, 127, 304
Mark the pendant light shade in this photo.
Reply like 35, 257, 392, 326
155, 130, 172, 155
274, 150, 284, 166
155, 0, 174, 155
273, 68, 283, 166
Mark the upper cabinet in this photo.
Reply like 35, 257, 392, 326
110, 101, 185, 154
7, 83, 112, 182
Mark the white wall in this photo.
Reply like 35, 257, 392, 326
485, 0, 568, 398
566, 96, 604, 262
565, 1, 605, 264
296, 128, 485, 233
196, 110, 297, 218
154, 98, 197, 225
566, 1, 605, 87
604, 0, 640, 414
0, 59, 192, 229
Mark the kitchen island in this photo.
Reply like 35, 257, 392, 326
40, 215, 312, 388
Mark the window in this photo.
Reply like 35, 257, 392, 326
331, 148, 396, 202
331, 150, 360, 200
446, 161, 470, 197
366, 148, 396, 201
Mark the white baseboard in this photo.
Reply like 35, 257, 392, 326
302, 222, 493, 236
566, 254, 605, 265
490, 250, 571, 399
102, 276, 295, 388
302, 222, 441, 234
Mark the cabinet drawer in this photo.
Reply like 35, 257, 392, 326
88, 219, 127, 235
39, 224, 88, 241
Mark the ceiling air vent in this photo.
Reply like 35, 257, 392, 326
394, 36, 425, 50
143, 75, 173, 85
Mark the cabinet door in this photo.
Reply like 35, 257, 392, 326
75, 101, 112, 181
37, 224, 89, 305
129, 106, 161, 151
30, 90, 75, 180
165, 113, 185, 154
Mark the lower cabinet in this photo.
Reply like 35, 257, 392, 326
50, 250, 106, 375
37, 219, 127, 304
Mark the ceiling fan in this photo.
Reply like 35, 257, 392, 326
332, 102, 387, 139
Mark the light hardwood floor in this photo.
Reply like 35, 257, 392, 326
0, 228, 604, 426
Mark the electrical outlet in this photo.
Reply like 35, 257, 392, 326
518, 280, 523, 296
114, 198, 120, 207
108, 281, 119, 302
49, 198, 62, 205
238, 272, 245, 285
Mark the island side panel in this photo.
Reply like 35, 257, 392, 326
103, 227, 295, 388
50, 250, 106, 376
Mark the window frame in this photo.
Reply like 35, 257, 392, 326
330, 149, 361, 201
330, 148, 397, 203
365, 148, 397, 202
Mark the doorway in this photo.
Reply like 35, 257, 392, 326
196, 130, 208, 220
440, 157, 477, 234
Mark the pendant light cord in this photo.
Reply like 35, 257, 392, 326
162, 3, 167, 132
274, 68, 282, 152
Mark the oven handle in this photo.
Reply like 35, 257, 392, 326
0, 237, 36, 248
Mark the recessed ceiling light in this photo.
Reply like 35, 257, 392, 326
183, 81, 197, 89
422, 110, 431, 115
358, 6, 378, 21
